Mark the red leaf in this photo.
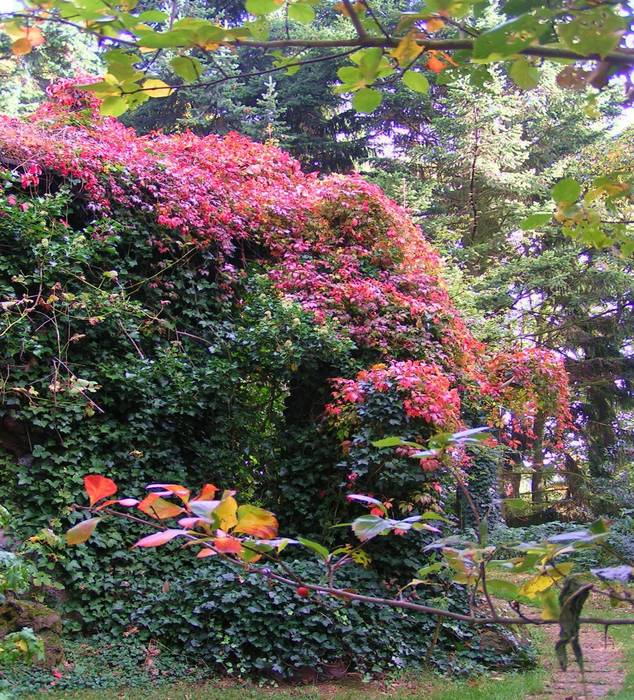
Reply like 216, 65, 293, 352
138, 493, 184, 520
195, 483, 218, 501
213, 536, 243, 554
133, 529, 187, 547
84, 475, 117, 506
66, 517, 101, 545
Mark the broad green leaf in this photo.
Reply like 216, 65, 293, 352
137, 29, 193, 48
472, 12, 552, 61
403, 71, 429, 94
352, 87, 382, 113
298, 536, 329, 561
66, 517, 101, 545
483, 579, 518, 599
558, 8, 626, 59
416, 562, 443, 578
552, 178, 581, 203
521, 213, 551, 230
288, 3, 315, 24
372, 436, 407, 448
171, 56, 202, 83
509, 56, 539, 90
246, 0, 281, 16
138, 10, 168, 22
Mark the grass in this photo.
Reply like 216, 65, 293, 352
22, 626, 552, 700
31, 668, 548, 700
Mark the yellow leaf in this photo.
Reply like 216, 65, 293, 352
390, 31, 423, 67
519, 574, 554, 598
520, 562, 573, 599
234, 504, 278, 539
143, 79, 173, 98
214, 495, 238, 531
425, 18, 445, 32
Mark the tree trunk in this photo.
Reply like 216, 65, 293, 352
531, 411, 546, 504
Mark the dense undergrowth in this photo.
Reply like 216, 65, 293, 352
0, 82, 576, 683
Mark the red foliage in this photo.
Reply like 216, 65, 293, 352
0, 82, 573, 449
327, 360, 462, 431
484, 348, 574, 448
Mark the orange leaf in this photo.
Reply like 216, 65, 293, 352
138, 493, 184, 520
234, 505, 278, 539
11, 38, 32, 55
84, 475, 117, 506
424, 18, 445, 32
196, 548, 217, 558
134, 529, 187, 547
196, 483, 218, 501
213, 536, 243, 554
25, 27, 45, 47
66, 517, 101, 545
427, 55, 446, 74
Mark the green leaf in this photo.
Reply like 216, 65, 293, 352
416, 562, 443, 578
100, 96, 129, 117
484, 579, 519, 599
137, 10, 168, 22
403, 71, 430, 94
351, 514, 393, 541
352, 87, 382, 113
521, 213, 551, 230
288, 3, 315, 24
509, 56, 539, 90
246, 0, 280, 16
558, 8, 626, 59
171, 56, 202, 83
372, 436, 405, 448
298, 536, 329, 561
552, 178, 581, 203
472, 12, 552, 61
137, 29, 193, 49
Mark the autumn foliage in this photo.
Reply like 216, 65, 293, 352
0, 80, 572, 457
